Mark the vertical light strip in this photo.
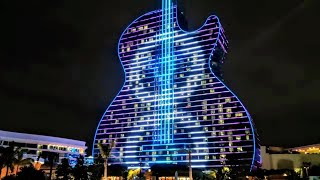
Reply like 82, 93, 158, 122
158, 0, 174, 144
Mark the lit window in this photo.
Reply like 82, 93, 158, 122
141, 39, 144, 44
195, 122, 200, 126
146, 132, 150, 135
212, 155, 216, 159
226, 108, 232, 113
180, 74, 184, 77
226, 114, 232, 118
237, 147, 243, 152
139, 137, 143, 141
152, 158, 156, 161
204, 127, 208, 131
235, 112, 243, 117
205, 156, 209, 160
229, 148, 234, 152
126, 47, 130, 51
210, 89, 214, 93
138, 26, 143, 30
236, 136, 241, 140
132, 28, 136, 32
218, 108, 223, 113
166, 157, 171, 161
218, 104, 223, 108
220, 148, 225, 152
220, 131, 224, 136
140, 127, 144, 130
218, 120, 224, 124
225, 98, 231, 102
246, 135, 250, 140
121, 134, 124, 137
203, 116, 207, 120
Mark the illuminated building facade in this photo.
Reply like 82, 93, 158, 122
94, 3, 260, 171
0, 130, 87, 166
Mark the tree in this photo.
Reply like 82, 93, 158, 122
38, 151, 59, 180
0, 146, 6, 178
15, 166, 46, 180
127, 168, 140, 180
72, 155, 88, 180
55, 158, 72, 180
13, 149, 33, 174
3, 142, 19, 177
97, 140, 115, 180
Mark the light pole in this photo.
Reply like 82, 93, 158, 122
179, 148, 193, 180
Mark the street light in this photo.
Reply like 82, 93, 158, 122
178, 148, 193, 180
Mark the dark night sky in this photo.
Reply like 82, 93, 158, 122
1, 0, 319, 154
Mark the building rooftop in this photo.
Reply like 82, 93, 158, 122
0, 130, 86, 148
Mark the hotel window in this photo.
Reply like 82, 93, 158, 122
210, 89, 214, 93
212, 155, 216, 159
218, 108, 223, 113
237, 147, 243, 152
218, 120, 224, 124
140, 127, 144, 130
211, 132, 216, 136
226, 114, 232, 118
181, 129, 184, 133
229, 148, 234, 152
152, 158, 156, 161
225, 98, 231, 102
121, 134, 124, 137
166, 157, 171, 161
138, 26, 143, 30
195, 122, 200, 126
246, 135, 250, 140
144, 25, 148, 30
126, 47, 130, 51
226, 108, 232, 113
205, 156, 210, 160
220, 148, 225, 152
146, 132, 150, 135
235, 112, 243, 117
219, 115, 224, 119
203, 116, 207, 120
139, 137, 144, 141
219, 131, 224, 136
229, 142, 233, 146
218, 104, 223, 108
109, 134, 112, 138
236, 136, 241, 140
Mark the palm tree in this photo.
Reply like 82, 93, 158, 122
13, 149, 34, 174
3, 143, 17, 177
55, 158, 72, 180
72, 155, 88, 180
38, 151, 59, 180
97, 140, 115, 180
0, 146, 6, 178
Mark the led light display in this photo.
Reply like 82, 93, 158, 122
93, 3, 260, 171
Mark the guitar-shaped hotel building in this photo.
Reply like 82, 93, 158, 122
93, 0, 261, 171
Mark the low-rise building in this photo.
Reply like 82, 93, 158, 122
0, 130, 87, 167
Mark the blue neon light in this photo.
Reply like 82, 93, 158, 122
93, 2, 259, 172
